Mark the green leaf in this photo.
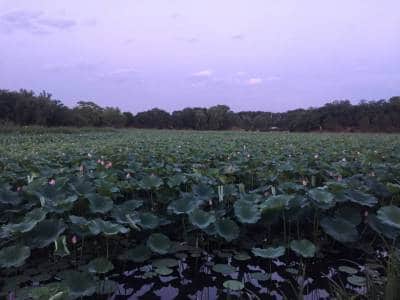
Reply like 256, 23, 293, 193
338, 266, 358, 275
87, 194, 113, 214
320, 217, 359, 243
139, 212, 159, 229
252, 246, 285, 259
120, 244, 151, 263
87, 257, 114, 274
26, 219, 66, 248
168, 196, 197, 215
212, 264, 236, 275
0, 244, 30, 268
189, 208, 216, 229
139, 174, 163, 190
308, 188, 335, 209
344, 190, 377, 207
234, 200, 261, 224
147, 233, 172, 255
215, 218, 239, 242
347, 275, 366, 286
61, 271, 95, 297
377, 205, 400, 229
223, 280, 244, 291
289, 239, 316, 258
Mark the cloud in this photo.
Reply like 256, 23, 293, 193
231, 33, 245, 40
246, 78, 263, 85
0, 9, 77, 34
191, 69, 213, 77
265, 75, 281, 81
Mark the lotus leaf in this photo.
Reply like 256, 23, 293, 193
139, 212, 159, 229
120, 244, 151, 263
62, 270, 95, 297
0, 244, 30, 268
289, 239, 316, 258
252, 246, 285, 259
308, 188, 335, 209
189, 208, 216, 229
88, 219, 129, 236
215, 218, 240, 242
212, 263, 236, 275
320, 217, 358, 243
87, 194, 113, 214
147, 233, 172, 255
26, 219, 66, 248
87, 257, 114, 274
377, 205, 400, 229
168, 197, 197, 215
223, 280, 244, 291
344, 190, 377, 207
234, 200, 261, 224
139, 174, 163, 190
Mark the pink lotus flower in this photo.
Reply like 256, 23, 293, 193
105, 161, 112, 169
49, 179, 56, 185
17, 186, 22, 192
71, 235, 77, 244
126, 173, 131, 179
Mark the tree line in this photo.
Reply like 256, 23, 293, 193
1, 89, 399, 132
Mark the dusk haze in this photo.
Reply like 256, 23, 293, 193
1, 0, 399, 113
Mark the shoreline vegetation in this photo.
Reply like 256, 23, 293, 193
1, 89, 400, 132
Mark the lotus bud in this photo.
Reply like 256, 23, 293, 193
271, 186, 276, 196
126, 173, 131, 179
49, 179, 56, 185
218, 185, 224, 202
105, 161, 112, 169
71, 235, 77, 244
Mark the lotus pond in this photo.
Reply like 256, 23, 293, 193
0, 130, 399, 299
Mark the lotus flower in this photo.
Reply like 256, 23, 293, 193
105, 161, 112, 169
49, 179, 56, 185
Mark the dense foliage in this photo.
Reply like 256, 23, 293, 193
1, 89, 400, 132
0, 130, 399, 298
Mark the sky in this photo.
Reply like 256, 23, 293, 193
0, 0, 399, 113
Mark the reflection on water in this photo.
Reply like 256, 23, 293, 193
106, 250, 363, 300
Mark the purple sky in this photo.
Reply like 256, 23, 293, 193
0, 1, 399, 113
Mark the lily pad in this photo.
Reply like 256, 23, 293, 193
189, 208, 216, 229
347, 275, 366, 286
155, 267, 173, 276
223, 280, 244, 291
212, 264, 236, 275
26, 219, 66, 248
215, 218, 240, 242
147, 233, 172, 255
0, 244, 30, 268
320, 217, 359, 243
338, 266, 358, 275
377, 205, 400, 229
289, 239, 316, 258
308, 188, 335, 209
62, 271, 95, 297
87, 194, 113, 214
234, 200, 261, 224
120, 244, 151, 263
168, 197, 197, 215
87, 257, 114, 274
252, 246, 285, 259
139, 212, 160, 229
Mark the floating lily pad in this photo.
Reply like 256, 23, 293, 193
252, 246, 285, 259
139, 212, 160, 229
377, 205, 400, 229
168, 197, 197, 215
87, 257, 114, 274
155, 266, 173, 276
289, 239, 316, 258
338, 266, 358, 275
120, 244, 151, 263
61, 271, 95, 297
152, 258, 179, 268
189, 208, 216, 229
320, 217, 359, 243
212, 264, 236, 275
234, 200, 261, 224
215, 218, 240, 242
147, 233, 172, 255
223, 280, 244, 291
347, 275, 366, 286
0, 244, 30, 268
233, 252, 251, 261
